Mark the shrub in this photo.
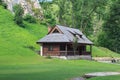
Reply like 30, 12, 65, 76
0, 0, 3, 5
24, 46, 35, 51
24, 14, 36, 23
13, 4, 24, 27
0, 0, 7, 9
1, 2, 7, 9
46, 55, 52, 59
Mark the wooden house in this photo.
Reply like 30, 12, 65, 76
37, 25, 93, 59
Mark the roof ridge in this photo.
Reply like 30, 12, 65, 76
56, 25, 79, 30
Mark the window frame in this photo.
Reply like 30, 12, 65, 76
60, 45, 66, 51
48, 45, 53, 51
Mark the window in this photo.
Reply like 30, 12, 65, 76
60, 45, 66, 51
48, 45, 53, 51
79, 35, 82, 38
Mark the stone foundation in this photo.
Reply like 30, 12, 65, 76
48, 55, 92, 60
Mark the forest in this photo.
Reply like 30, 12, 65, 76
39, 0, 120, 53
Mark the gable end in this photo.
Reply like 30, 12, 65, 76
48, 26, 63, 34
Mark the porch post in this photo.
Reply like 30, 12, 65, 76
65, 44, 67, 56
41, 44, 43, 56
90, 45, 92, 54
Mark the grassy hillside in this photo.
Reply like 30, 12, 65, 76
0, 6, 47, 57
92, 46, 120, 57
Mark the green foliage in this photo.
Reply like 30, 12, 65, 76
97, 32, 108, 46
40, 1, 56, 27
98, 1, 120, 53
44, 12, 56, 27
52, 0, 109, 36
0, 0, 2, 4
1, 2, 7, 9
13, 4, 24, 27
24, 14, 36, 23
0, 0, 7, 9
70, 0, 108, 36
32, 8, 42, 19
53, 0, 72, 26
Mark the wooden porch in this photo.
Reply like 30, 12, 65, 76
43, 50, 91, 56
58, 43, 92, 56
42, 43, 92, 57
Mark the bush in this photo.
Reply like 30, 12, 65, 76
24, 45, 35, 51
1, 2, 7, 9
0, 0, 2, 5
24, 14, 36, 23
13, 4, 24, 27
46, 55, 52, 59
0, 0, 7, 9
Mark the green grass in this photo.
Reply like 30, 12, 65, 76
88, 75, 120, 80
0, 58, 120, 80
0, 6, 47, 56
92, 46, 120, 57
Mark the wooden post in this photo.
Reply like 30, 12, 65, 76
90, 45, 92, 54
65, 44, 67, 56
41, 44, 43, 56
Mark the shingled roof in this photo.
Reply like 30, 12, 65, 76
37, 25, 93, 44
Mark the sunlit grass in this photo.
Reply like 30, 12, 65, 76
0, 58, 120, 80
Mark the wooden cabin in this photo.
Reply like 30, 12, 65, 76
37, 25, 93, 59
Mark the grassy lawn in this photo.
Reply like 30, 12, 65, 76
0, 57, 120, 80
88, 75, 120, 80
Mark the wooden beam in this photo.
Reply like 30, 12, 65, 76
90, 45, 92, 54
41, 44, 43, 56
65, 44, 67, 56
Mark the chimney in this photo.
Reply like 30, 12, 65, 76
48, 26, 52, 32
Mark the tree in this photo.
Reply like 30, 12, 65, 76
13, 4, 24, 27
24, 14, 36, 23
72, 36, 78, 55
53, 0, 72, 27
70, 0, 107, 36
40, 0, 56, 27
98, 0, 120, 53
0, 0, 2, 5
53, 0, 66, 25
